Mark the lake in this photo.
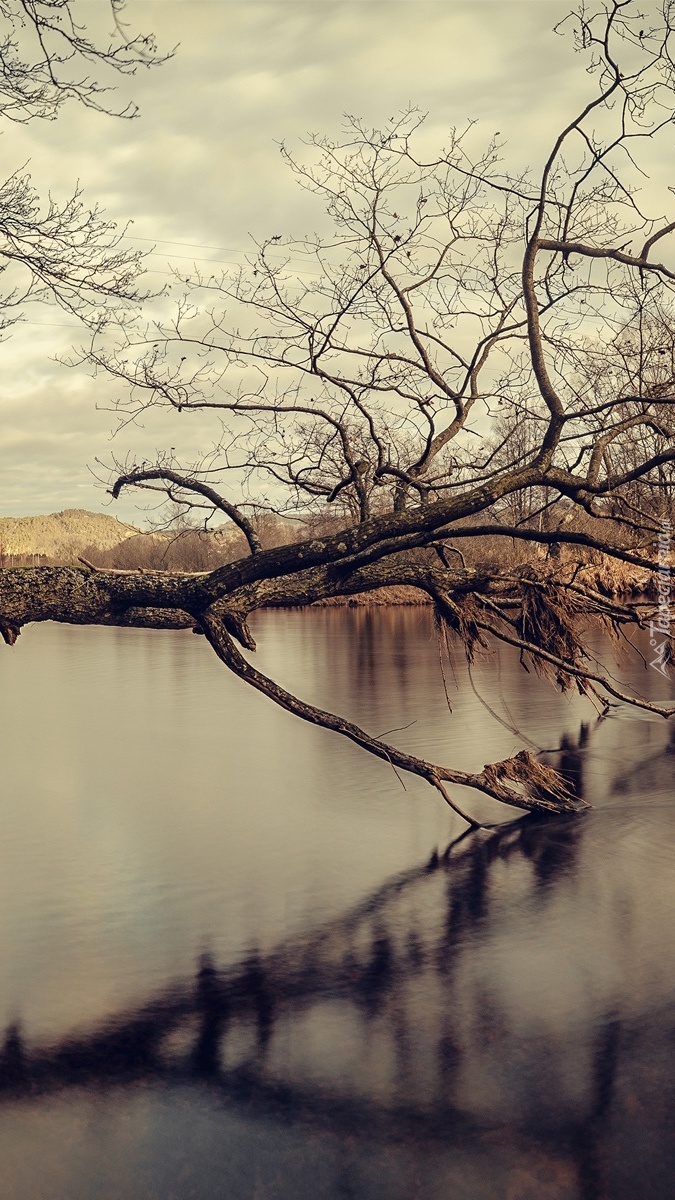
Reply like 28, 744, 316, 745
1, 608, 674, 1199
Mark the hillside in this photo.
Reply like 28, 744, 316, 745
0, 509, 138, 563
0, 508, 302, 569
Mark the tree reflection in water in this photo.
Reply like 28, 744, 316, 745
4, 727, 675, 1200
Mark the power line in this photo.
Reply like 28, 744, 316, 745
127, 234, 253, 255
126, 233, 328, 276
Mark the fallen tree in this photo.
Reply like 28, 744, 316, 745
3, 0, 675, 825
0, 514, 669, 826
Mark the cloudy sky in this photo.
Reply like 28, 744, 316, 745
0, 0, 661, 522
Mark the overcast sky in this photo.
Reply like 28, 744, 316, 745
0, 0, 664, 522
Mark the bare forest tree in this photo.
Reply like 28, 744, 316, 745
2, 0, 675, 826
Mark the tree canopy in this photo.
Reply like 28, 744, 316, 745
2, 0, 675, 826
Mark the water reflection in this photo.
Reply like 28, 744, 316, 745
2, 801, 675, 1198
1, 614, 675, 1198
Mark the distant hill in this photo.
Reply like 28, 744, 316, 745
0, 509, 139, 564
0, 507, 432, 603
0, 507, 305, 570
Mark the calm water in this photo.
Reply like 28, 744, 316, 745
1, 608, 675, 1198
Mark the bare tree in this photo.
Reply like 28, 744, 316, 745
0, 2, 167, 330
567, 284, 675, 525
4, 0, 675, 826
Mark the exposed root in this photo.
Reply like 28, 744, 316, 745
519, 580, 590, 694
431, 588, 486, 663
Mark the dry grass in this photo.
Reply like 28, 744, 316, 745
574, 555, 654, 597
480, 749, 576, 808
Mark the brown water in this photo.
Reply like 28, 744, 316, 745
1, 609, 674, 1198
